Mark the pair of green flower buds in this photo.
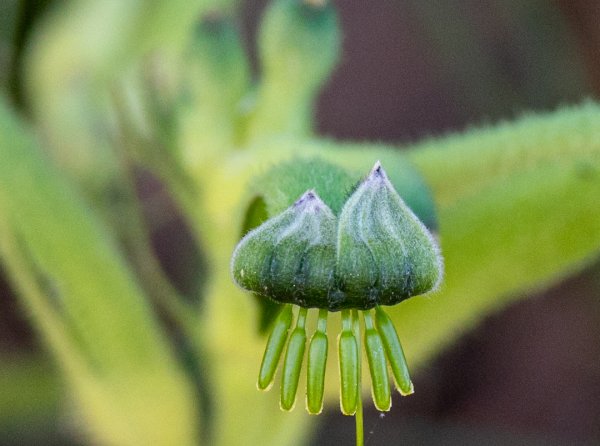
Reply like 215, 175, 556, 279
231, 162, 443, 414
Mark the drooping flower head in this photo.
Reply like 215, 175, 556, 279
231, 161, 443, 414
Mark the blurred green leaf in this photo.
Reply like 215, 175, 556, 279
0, 0, 20, 94
395, 103, 600, 367
0, 98, 199, 446
0, 355, 61, 428
2, 1, 599, 445
247, 0, 341, 140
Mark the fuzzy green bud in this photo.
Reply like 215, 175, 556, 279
335, 162, 443, 308
231, 162, 443, 311
231, 190, 337, 308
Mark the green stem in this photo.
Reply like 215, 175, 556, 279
0, 218, 85, 379
355, 394, 364, 446
353, 309, 364, 446
108, 83, 201, 337
117, 172, 197, 329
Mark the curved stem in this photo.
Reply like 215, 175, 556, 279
353, 310, 364, 446
0, 220, 85, 377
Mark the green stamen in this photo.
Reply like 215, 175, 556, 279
306, 308, 328, 414
258, 304, 294, 390
363, 310, 391, 411
375, 306, 413, 395
339, 309, 359, 415
280, 307, 308, 411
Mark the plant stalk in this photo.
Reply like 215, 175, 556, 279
354, 310, 364, 446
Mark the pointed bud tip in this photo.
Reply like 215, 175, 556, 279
360, 161, 389, 190
368, 161, 388, 181
294, 189, 315, 204
294, 189, 329, 213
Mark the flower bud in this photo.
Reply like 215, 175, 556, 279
232, 162, 444, 421
335, 162, 442, 308
231, 190, 337, 308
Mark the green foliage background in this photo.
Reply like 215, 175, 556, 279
0, 0, 599, 445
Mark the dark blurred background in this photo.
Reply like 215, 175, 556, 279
1, 0, 600, 444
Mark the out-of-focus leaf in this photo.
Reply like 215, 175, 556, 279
394, 103, 600, 367
0, 0, 20, 94
246, 0, 341, 140
178, 14, 251, 167
0, 99, 199, 446
0, 355, 61, 428
23, 0, 227, 196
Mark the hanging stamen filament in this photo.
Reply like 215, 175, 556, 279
257, 304, 293, 391
339, 309, 359, 415
375, 306, 414, 396
363, 310, 391, 411
232, 162, 442, 446
280, 307, 308, 411
307, 308, 329, 414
